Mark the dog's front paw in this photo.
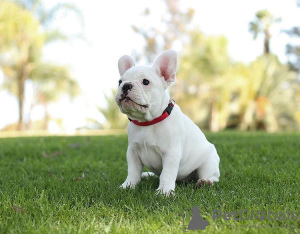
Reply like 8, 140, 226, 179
156, 187, 175, 197
120, 180, 137, 189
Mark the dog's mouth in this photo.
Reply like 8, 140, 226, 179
119, 96, 148, 108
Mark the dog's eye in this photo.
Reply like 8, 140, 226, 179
142, 79, 150, 85
118, 80, 122, 86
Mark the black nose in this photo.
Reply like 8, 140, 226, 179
122, 83, 133, 94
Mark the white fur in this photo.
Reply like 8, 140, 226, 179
115, 50, 220, 196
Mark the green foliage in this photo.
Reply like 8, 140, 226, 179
170, 30, 299, 131
0, 1, 44, 53
132, 3, 299, 131
0, 132, 299, 233
249, 55, 294, 98
239, 54, 298, 131
177, 30, 230, 83
171, 30, 233, 129
31, 62, 80, 103
13, 0, 84, 43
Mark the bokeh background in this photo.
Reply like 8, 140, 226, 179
0, 0, 300, 134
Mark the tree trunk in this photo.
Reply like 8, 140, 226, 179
264, 29, 270, 55
240, 100, 256, 131
17, 41, 30, 130
43, 104, 50, 130
17, 69, 26, 130
27, 102, 34, 130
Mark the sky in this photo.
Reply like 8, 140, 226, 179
0, 0, 300, 131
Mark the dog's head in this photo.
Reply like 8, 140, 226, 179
115, 50, 177, 122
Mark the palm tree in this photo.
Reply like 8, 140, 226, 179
239, 55, 296, 131
243, 10, 292, 131
249, 10, 281, 55
0, 1, 44, 130
0, 0, 82, 130
246, 10, 296, 131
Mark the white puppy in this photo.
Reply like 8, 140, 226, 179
115, 50, 220, 196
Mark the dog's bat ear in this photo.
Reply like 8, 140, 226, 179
152, 50, 177, 87
118, 55, 135, 76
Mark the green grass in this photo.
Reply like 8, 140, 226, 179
0, 132, 299, 233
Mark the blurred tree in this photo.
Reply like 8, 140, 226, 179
132, 0, 230, 130
286, 32, 300, 72
132, 0, 194, 63
249, 10, 281, 55
30, 63, 80, 129
284, 1, 300, 127
128, 3, 299, 132
247, 10, 299, 131
285, 1, 300, 72
239, 55, 297, 131
13, 0, 84, 43
173, 30, 233, 131
97, 90, 128, 129
0, 1, 44, 130
0, 0, 82, 130
131, 1, 242, 131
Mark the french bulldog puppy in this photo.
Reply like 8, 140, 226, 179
115, 50, 220, 196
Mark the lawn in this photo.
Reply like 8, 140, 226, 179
0, 132, 299, 233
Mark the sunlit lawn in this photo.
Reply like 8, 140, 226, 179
0, 132, 299, 233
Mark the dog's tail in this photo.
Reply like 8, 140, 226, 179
141, 172, 156, 178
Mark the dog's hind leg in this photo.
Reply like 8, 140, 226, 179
195, 150, 220, 187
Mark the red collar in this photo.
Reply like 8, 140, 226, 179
129, 100, 175, 126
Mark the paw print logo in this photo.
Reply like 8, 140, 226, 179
188, 206, 210, 230
179, 206, 210, 232
256, 210, 266, 220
